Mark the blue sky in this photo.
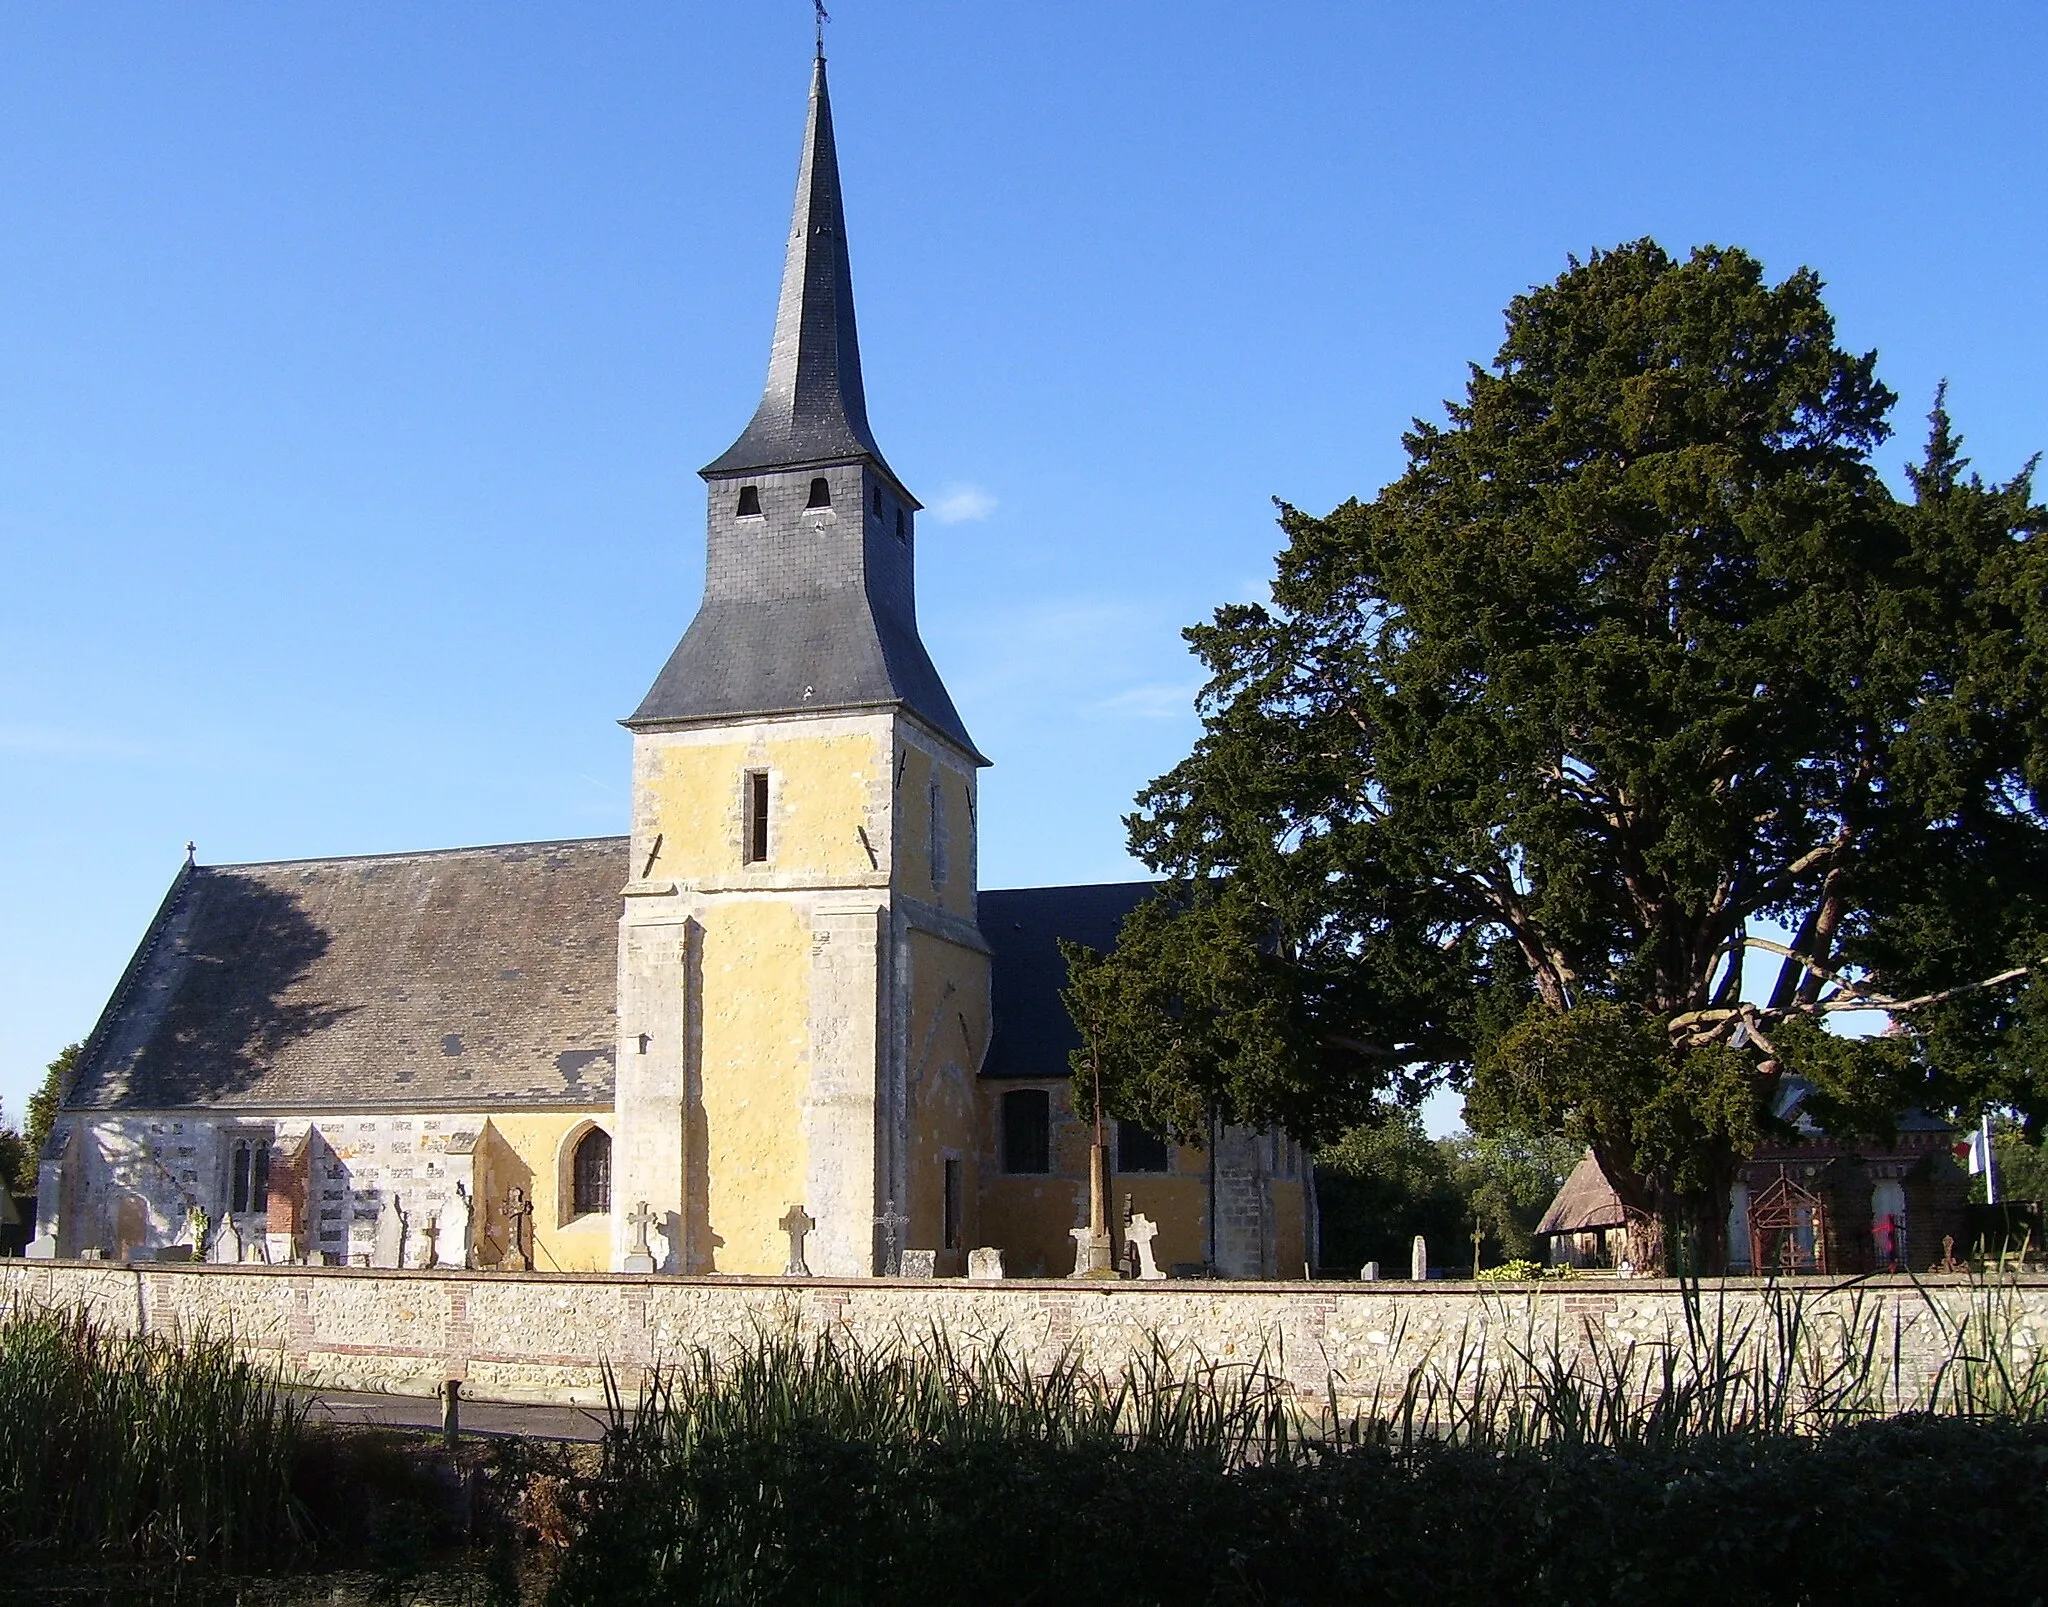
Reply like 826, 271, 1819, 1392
3, 3, 2044, 1132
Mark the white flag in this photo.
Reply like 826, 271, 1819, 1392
1968, 1127, 1992, 1176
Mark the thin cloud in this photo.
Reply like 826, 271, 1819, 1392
0, 726, 151, 759
929, 484, 997, 524
1087, 681, 1204, 721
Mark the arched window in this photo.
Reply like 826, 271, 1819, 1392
229, 1139, 269, 1215
736, 484, 762, 517
1001, 1089, 1050, 1175
573, 1127, 612, 1216
806, 476, 832, 509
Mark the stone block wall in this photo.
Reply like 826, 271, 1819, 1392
6, 1261, 2044, 1413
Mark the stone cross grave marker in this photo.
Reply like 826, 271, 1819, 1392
1360, 1261, 1380, 1282
873, 1199, 909, 1277
1124, 1213, 1166, 1280
502, 1186, 531, 1271
1411, 1235, 1428, 1282
624, 1199, 659, 1273
779, 1204, 816, 1276
899, 1249, 937, 1278
966, 1246, 1005, 1280
421, 1214, 440, 1270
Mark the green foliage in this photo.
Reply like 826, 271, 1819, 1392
552, 1312, 2048, 1606
1086, 239, 2048, 1260
0, 1302, 309, 1565
1444, 1124, 1582, 1261
1471, 1258, 1549, 1282
0, 1112, 25, 1204
23, 1042, 78, 1175
1315, 1112, 1578, 1271
1313, 1110, 1466, 1272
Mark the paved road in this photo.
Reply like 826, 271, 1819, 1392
292, 1386, 618, 1443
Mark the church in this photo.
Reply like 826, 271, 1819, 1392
33, 55, 1312, 1284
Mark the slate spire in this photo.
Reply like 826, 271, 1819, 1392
701, 53, 895, 483
626, 55, 980, 761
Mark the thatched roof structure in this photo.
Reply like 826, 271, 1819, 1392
1534, 1150, 1628, 1237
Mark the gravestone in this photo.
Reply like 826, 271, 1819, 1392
1411, 1235, 1428, 1282
873, 1199, 908, 1277
778, 1204, 815, 1276
1124, 1213, 1166, 1280
624, 1199, 659, 1274
443, 1185, 473, 1270
25, 1234, 56, 1259
211, 1218, 244, 1264
1360, 1261, 1380, 1282
501, 1186, 531, 1272
966, 1246, 1005, 1280
421, 1214, 441, 1270
372, 1197, 405, 1270
898, 1249, 937, 1278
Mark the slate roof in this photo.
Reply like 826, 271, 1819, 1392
978, 882, 1157, 1080
701, 55, 896, 486
629, 53, 979, 760
65, 839, 626, 1113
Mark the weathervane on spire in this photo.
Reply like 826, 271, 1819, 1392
813, 0, 830, 57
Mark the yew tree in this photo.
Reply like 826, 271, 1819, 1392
1072, 241, 2048, 1267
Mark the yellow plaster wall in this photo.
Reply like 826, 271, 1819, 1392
904, 928, 989, 1273
974, 1080, 1217, 1278
478, 1112, 616, 1273
633, 722, 890, 887
893, 740, 978, 922
697, 899, 811, 1274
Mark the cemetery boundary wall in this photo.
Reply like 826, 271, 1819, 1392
5, 1260, 2045, 1408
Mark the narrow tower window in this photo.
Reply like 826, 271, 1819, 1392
744, 770, 771, 864
229, 1139, 269, 1215
928, 775, 948, 887
943, 1157, 963, 1250
895, 508, 906, 541
736, 485, 762, 517
872, 485, 883, 516
1116, 1122, 1170, 1174
806, 476, 832, 509
573, 1127, 612, 1215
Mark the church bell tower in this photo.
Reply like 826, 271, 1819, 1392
612, 53, 991, 1276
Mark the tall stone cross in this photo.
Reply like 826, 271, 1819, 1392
780, 1204, 816, 1277
624, 1199, 659, 1274
873, 1198, 908, 1276
503, 1185, 531, 1272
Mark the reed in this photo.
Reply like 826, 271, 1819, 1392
552, 1280, 2048, 1604
0, 1300, 310, 1565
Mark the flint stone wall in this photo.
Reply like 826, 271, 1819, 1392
5, 1260, 2043, 1409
